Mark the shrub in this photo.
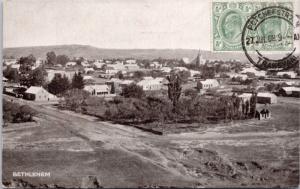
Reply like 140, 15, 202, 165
3, 100, 37, 123
121, 83, 145, 99
60, 89, 90, 110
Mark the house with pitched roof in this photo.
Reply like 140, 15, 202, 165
24, 86, 57, 101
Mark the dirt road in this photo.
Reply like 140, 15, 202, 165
3, 95, 299, 187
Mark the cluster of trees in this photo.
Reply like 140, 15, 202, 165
59, 89, 90, 111
16, 54, 48, 87
3, 100, 37, 124
46, 51, 70, 66
3, 66, 19, 83
104, 94, 244, 124
47, 72, 84, 95
264, 82, 288, 92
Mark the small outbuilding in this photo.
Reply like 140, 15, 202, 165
84, 85, 110, 96
278, 87, 300, 97
257, 92, 277, 104
24, 86, 57, 101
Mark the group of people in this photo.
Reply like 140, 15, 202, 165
255, 105, 271, 120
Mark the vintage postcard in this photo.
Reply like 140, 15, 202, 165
2, 0, 300, 188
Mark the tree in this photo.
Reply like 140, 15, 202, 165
71, 72, 84, 89
201, 65, 215, 79
46, 51, 56, 65
3, 66, 19, 82
61, 89, 90, 111
19, 54, 36, 74
249, 91, 257, 118
121, 83, 145, 99
178, 70, 191, 83
167, 72, 182, 110
19, 54, 36, 87
150, 70, 164, 78
184, 88, 198, 98
115, 71, 124, 79
48, 74, 70, 95
56, 55, 69, 66
29, 66, 47, 86
133, 71, 145, 80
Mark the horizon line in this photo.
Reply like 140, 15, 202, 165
3, 44, 205, 51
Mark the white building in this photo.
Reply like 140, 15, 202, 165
174, 67, 189, 72
125, 64, 140, 71
228, 73, 248, 80
189, 70, 201, 77
4, 59, 18, 66
126, 59, 137, 64
150, 61, 162, 69
182, 57, 190, 64
277, 71, 297, 78
137, 78, 164, 91
84, 67, 95, 74
83, 75, 94, 81
46, 69, 75, 82
11, 64, 20, 70
84, 85, 110, 96
198, 79, 220, 89
25, 86, 57, 101
160, 67, 172, 73
81, 61, 90, 68
241, 67, 266, 77
65, 62, 77, 67
93, 62, 105, 69
257, 92, 277, 104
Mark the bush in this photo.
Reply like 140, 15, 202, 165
3, 100, 37, 123
60, 89, 90, 111
120, 83, 145, 99
104, 95, 242, 124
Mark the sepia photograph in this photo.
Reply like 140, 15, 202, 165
2, 0, 300, 188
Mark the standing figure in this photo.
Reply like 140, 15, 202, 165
245, 100, 250, 116
260, 109, 266, 119
255, 110, 260, 120
242, 102, 245, 115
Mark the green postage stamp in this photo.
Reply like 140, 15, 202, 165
212, 1, 294, 51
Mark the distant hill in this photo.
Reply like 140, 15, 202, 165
3, 44, 248, 61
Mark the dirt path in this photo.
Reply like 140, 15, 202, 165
3, 95, 299, 187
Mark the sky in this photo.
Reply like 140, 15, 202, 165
3, 0, 211, 49
3, 0, 300, 50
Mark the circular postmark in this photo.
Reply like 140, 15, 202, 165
241, 6, 299, 71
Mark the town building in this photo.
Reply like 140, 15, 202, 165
257, 92, 278, 104
93, 62, 105, 69
84, 84, 110, 96
150, 61, 162, 69
241, 67, 266, 77
276, 71, 297, 78
84, 67, 95, 74
125, 59, 137, 64
137, 78, 165, 91
198, 79, 220, 89
105, 78, 134, 94
24, 86, 57, 101
227, 73, 248, 80
189, 70, 201, 77
278, 87, 300, 97
65, 62, 77, 67
46, 69, 75, 82
160, 67, 172, 73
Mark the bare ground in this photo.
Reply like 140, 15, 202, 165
2, 95, 299, 188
